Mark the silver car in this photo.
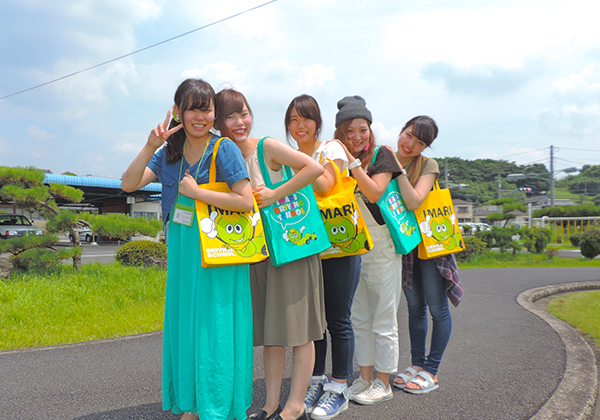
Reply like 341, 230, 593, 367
0, 214, 44, 239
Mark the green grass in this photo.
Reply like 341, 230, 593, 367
458, 251, 600, 268
553, 187, 582, 202
0, 263, 166, 351
548, 291, 600, 347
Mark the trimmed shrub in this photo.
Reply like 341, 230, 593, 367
579, 229, 600, 259
456, 236, 488, 262
570, 233, 584, 247
521, 228, 551, 254
115, 240, 167, 267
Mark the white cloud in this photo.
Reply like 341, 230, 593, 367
371, 122, 401, 149
298, 64, 336, 88
382, 2, 600, 68
27, 125, 57, 141
551, 64, 600, 103
182, 63, 250, 89
536, 64, 600, 136
537, 104, 600, 137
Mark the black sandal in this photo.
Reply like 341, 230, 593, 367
247, 405, 282, 420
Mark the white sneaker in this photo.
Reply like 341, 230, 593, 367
346, 377, 371, 401
352, 378, 393, 405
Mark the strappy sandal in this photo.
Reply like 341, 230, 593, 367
404, 371, 439, 394
393, 367, 419, 390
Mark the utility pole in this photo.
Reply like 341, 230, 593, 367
444, 161, 449, 188
497, 173, 501, 199
550, 145, 555, 206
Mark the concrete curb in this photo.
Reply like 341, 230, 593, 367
517, 281, 600, 420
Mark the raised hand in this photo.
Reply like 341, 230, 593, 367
148, 110, 183, 150
331, 139, 354, 161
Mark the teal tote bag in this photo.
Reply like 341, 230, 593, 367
371, 147, 421, 254
256, 137, 331, 267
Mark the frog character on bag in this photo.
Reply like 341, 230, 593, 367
283, 226, 317, 246
324, 209, 371, 253
200, 211, 267, 257
399, 220, 417, 236
419, 213, 463, 251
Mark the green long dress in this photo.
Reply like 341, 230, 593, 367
162, 194, 253, 419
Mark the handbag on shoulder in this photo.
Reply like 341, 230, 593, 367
371, 147, 422, 254
316, 158, 374, 259
415, 180, 465, 259
195, 137, 269, 268
256, 137, 331, 267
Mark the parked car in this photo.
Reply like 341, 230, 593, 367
458, 222, 492, 235
0, 214, 44, 239
66, 227, 95, 243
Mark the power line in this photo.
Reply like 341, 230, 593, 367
558, 147, 600, 153
495, 147, 548, 159
0, 0, 278, 101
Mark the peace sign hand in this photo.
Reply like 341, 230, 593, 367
147, 110, 183, 150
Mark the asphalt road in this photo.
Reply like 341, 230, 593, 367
2, 267, 599, 420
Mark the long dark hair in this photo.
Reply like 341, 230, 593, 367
400, 116, 438, 185
165, 79, 215, 164
400, 116, 438, 147
214, 89, 253, 139
284, 94, 323, 144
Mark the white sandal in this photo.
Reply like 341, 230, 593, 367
392, 367, 419, 389
404, 371, 439, 394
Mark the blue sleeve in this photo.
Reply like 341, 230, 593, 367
215, 138, 250, 188
147, 147, 165, 179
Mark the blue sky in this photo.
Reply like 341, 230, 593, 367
2, 0, 600, 179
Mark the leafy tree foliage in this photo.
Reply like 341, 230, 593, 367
436, 157, 550, 204
0, 166, 162, 274
533, 204, 600, 218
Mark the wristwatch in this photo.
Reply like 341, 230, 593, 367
347, 159, 362, 171
399, 168, 407, 177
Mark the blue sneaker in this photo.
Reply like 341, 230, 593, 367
304, 378, 326, 414
311, 385, 349, 420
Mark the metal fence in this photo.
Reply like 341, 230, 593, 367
532, 216, 600, 243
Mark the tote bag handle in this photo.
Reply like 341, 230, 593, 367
256, 136, 294, 188
207, 137, 226, 183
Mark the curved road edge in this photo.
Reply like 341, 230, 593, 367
517, 281, 600, 420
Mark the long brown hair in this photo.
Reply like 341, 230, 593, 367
165, 79, 216, 164
334, 119, 376, 169
214, 89, 253, 139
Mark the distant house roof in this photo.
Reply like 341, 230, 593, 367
452, 199, 471, 205
44, 174, 162, 192
526, 195, 576, 207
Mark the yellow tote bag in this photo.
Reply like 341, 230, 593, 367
415, 181, 465, 259
316, 159, 374, 259
196, 138, 269, 268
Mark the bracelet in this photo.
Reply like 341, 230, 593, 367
347, 159, 362, 171
399, 168, 407, 177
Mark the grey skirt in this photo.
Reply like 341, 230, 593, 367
250, 254, 325, 347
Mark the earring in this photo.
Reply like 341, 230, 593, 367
363, 142, 369, 151
172, 106, 180, 123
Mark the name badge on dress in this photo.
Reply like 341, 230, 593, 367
172, 202, 194, 226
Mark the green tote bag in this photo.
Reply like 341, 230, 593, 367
256, 137, 331, 267
371, 147, 422, 254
